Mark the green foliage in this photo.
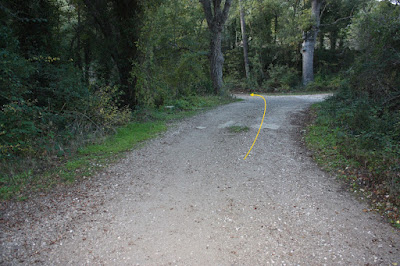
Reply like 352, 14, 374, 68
299, 9, 314, 32
0, 26, 33, 104
262, 64, 300, 92
79, 122, 166, 155
317, 90, 400, 152
224, 47, 245, 83
88, 86, 131, 129
133, 0, 210, 106
170, 95, 232, 111
347, 1, 400, 99
0, 21, 132, 185
305, 74, 347, 92
0, 100, 40, 156
0, 170, 33, 200
306, 122, 360, 172
307, 90, 400, 223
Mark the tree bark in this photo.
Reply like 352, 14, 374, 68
210, 29, 224, 94
239, 0, 250, 79
199, 0, 232, 95
301, 0, 322, 86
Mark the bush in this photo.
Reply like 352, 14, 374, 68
347, 1, 400, 100
224, 48, 244, 83
0, 23, 132, 170
87, 85, 131, 130
173, 98, 192, 110
262, 64, 300, 92
315, 88, 400, 193
305, 74, 347, 92
0, 26, 33, 106
0, 99, 40, 157
309, 89, 400, 222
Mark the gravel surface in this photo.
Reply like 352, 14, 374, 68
1, 94, 399, 265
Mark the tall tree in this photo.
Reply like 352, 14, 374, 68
199, 0, 232, 95
239, 0, 250, 79
301, 0, 322, 85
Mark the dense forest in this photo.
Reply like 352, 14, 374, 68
0, 0, 399, 217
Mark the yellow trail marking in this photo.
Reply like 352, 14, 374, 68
244, 93, 266, 160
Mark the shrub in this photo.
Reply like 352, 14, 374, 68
309, 88, 400, 221
0, 99, 40, 157
305, 74, 347, 92
88, 85, 131, 130
347, 1, 400, 100
262, 64, 300, 92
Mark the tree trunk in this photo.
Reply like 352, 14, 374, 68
301, 0, 321, 86
239, 0, 250, 79
210, 29, 224, 94
199, 0, 232, 95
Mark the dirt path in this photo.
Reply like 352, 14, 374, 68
1, 94, 399, 265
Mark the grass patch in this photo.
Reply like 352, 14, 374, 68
227, 125, 250, 133
0, 95, 234, 201
79, 122, 166, 155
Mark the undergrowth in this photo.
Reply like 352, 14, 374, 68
305, 91, 400, 227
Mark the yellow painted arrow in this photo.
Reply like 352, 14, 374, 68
244, 93, 266, 160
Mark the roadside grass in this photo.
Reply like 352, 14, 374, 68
227, 125, 250, 133
78, 122, 166, 155
0, 95, 234, 201
305, 103, 400, 228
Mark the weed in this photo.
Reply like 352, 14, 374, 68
227, 126, 250, 133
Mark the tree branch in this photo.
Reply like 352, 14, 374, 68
320, 1, 328, 20
214, 0, 222, 17
221, 0, 232, 24
320, 16, 353, 27
199, 0, 213, 28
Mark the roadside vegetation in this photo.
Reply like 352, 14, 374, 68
227, 125, 250, 133
305, 1, 400, 227
0, 95, 233, 200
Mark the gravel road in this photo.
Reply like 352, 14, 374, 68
1, 94, 399, 265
